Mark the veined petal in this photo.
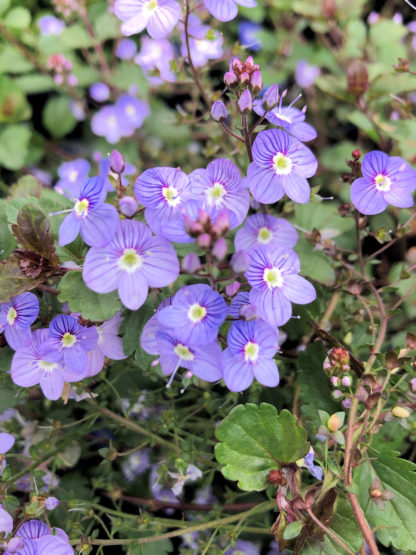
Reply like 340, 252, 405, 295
282, 173, 311, 204
59, 213, 80, 247
146, 0, 181, 39
361, 151, 389, 179
5, 325, 31, 351
80, 203, 119, 247
204, 0, 239, 21
119, 272, 148, 310
83, 248, 121, 294
253, 358, 280, 387
281, 274, 316, 304
350, 177, 388, 215
246, 163, 284, 204
222, 349, 253, 392
140, 236, 179, 287
39, 371, 64, 401
250, 287, 293, 327
191, 343, 222, 381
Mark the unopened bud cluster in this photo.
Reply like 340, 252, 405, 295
47, 54, 77, 87
224, 56, 264, 114
184, 209, 230, 252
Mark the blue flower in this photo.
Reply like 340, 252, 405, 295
0, 293, 39, 350
157, 284, 228, 345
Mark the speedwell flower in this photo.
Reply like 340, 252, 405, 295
204, 0, 257, 22
234, 213, 297, 252
350, 151, 416, 215
83, 220, 179, 311
246, 245, 316, 327
157, 284, 228, 345
58, 176, 119, 247
222, 319, 280, 392
0, 293, 39, 351
114, 0, 181, 39
55, 159, 90, 197
246, 129, 317, 204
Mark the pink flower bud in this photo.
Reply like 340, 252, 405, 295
226, 281, 241, 297
262, 84, 280, 111
197, 233, 211, 248
231, 250, 250, 273
240, 303, 257, 320
239, 71, 250, 86
119, 196, 138, 217
238, 89, 253, 113
224, 71, 238, 88
211, 210, 230, 236
198, 210, 211, 226
211, 100, 227, 122
341, 376, 352, 387
331, 376, 340, 387
182, 253, 200, 274
250, 70, 263, 96
231, 57, 243, 74
212, 238, 227, 260
332, 389, 343, 399
110, 149, 125, 174
327, 414, 342, 432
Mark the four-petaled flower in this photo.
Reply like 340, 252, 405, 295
235, 213, 297, 252
246, 245, 316, 327
222, 319, 279, 392
114, 0, 181, 39
351, 151, 416, 215
83, 220, 179, 310
246, 129, 318, 204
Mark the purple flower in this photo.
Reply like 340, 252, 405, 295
254, 91, 317, 143
36, 535, 73, 554
182, 253, 200, 274
156, 328, 222, 383
37, 15, 65, 36
180, 17, 223, 67
115, 94, 150, 134
89, 82, 110, 102
40, 316, 98, 373
0, 504, 13, 534
295, 60, 320, 89
350, 151, 416, 215
58, 177, 119, 247
222, 319, 279, 392
235, 214, 297, 252
55, 159, 90, 197
231, 250, 251, 273
99, 156, 136, 193
116, 38, 138, 59
122, 449, 151, 481
211, 101, 227, 122
45, 497, 60, 510
0, 433, 14, 476
4, 536, 24, 554
0, 293, 39, 351
189, 159, 250, 228
157, 284, 227, 345
134, 167, 193, 242
204, 0, 257, 22
301, 448, 323, 480
91, 105, 125, 144
239, 21, 261, 51
114, 0, 181, 39
119, 196, 138, 217
140, 297, 172, 355
83, 220, 179, 311
11, 329, 86, 400
246, 129, 318, 204
94, 312, 127, 362
246, 246, 316, 326
228, 291, 258, 320
134, 37, 176, 84
11, 520, 73, 555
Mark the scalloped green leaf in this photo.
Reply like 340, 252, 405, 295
354, 451, 416, 552
215, 404, 308, 491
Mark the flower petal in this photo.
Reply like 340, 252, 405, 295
80, 204, 119, 247
246, 163, 284, 204
40, 371, 64, 401
281, 274, 316, 304
250, 287, 293, 327
222, 349, 253, 392
282, 173, 310, 204
118, 272, 148, 310
204, 0, 239, 21
253, 358, 280, 387
350, 177, 388, 215
59, 213, 80, 247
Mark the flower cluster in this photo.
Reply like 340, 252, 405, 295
46, 54, 77, 87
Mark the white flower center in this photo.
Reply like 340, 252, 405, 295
257, 226, 273, 244
38, 360, 59, 372
69, 170, 78, 182
162, 185, 181, 207
206, 182, 226, 207
244, 341, 259, 363
125, 105, 136, 116
375, 173, 391, 192
6, 307, 17, 326
118, 248, 143, 273
275, 112, 292, 124
174, 343, 194, 361
108, 115, 117, 127
188, 303, 207, 323
263, 267, 283, 289
143, 0, 158, 17
61, 332, 77, 348
273, 153, 292, 175
74, 198, 89, 217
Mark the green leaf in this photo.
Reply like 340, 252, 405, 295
0, 254, 42, 303
284, 520, 304, 540
11, 204, 59, 266
295, 239, 335, 286
3, 6, 31, 29
0, 199, 16, 260
0, 76, 31, 122
215, 404, 309, 491
354, 451, 416, 551
298, 343, 339, 428
15, 74, 55, 94
58, 272, 121, 323
0, 0, 10, 16
0, 124, 31, 170
42, 96, 77, 138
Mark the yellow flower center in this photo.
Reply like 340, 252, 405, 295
108, 115, 117, 127
276, 113, 292, 124
162, 185, 181, 207
206, 182, 226, 207
74, 198, 89, 217
264, 267, 283, 288
69, 170, 78, 182
257, 226, 273, 244
118, 248, 143, 273
273, 153, 292, 175
125, 105, 136, 116
6, 307, 17, 326
244, 341, 259, 363
144, 0, 158, 16
38, 360, 59, 372
188, 303, 207, 323
374, 174, 391, 192
62, 332, 77, 348
174, 343, 194, 361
